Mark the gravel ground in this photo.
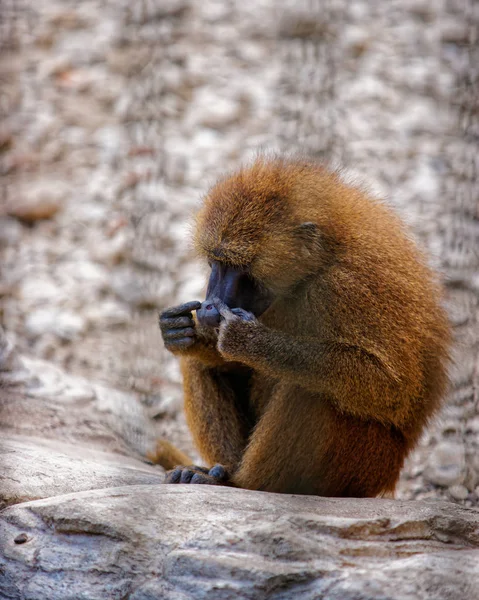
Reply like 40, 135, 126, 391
1, 0, 478, 504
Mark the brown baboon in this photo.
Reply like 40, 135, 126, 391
156, 156, 451, 497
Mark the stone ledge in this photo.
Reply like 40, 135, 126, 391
1, 486, 478, 600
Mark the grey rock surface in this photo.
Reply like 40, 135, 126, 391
0, 351, 159, 460
1, 0, 477, 509
0, 435, 162, 510
0, 487, 478, 600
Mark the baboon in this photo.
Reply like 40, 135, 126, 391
156, 156, 451, 497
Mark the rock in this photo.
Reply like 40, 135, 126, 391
0, 127, 13, 151
25, 308, 86, 340
1, 333, 477, 599
147, 382, 183, 417
0, 326, 22, 372
38, 56, 72, 80
84, 300, 131, 327
0, 216, 22, 246
0, 350, 159, 460
126, 0, 189, 24
20, 274, 68, 305
7, 185, 65, 223
20, 355, 95, 401
0, 487, 477, 600
8, 197, 62, 222
93, 126, 124, 162
48, 9, 89, 30
53, 311, 86, 341
466, 416, 479, 434
0, 329, 32, 387
278, 12, 330, 40
110, 267, 174, 308
70, 261, 109, 285
192, 90, 242, 129
93, 383, 158, 456
0, 435, 162, 509
90, 230, 130, 265
106, 46, 153, 76
425, 442, 466, 487
449, 484, 469, 501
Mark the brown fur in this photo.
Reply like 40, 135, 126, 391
148, 439, 193, 471
158, 156, 451, 497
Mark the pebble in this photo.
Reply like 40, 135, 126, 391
148, 390, 183, 417
61, 384, 96, 403
91, 231, 130, 266
65, 260, 108, 286
440, 420, 462, 436
25, 309, 86, 341
93, 126, 124, 162
0, 217, 22, 246
38, 56, 71, 79
0, 328, 21, 372
19, 356, 95, 402
23, 357, 67, 398
448, 484, 469, 501
85, 301, 131, 327
127, 0, 189, 22
424, 442, 466, 487
8, 190, 64, 223
110, 269, 174, 308
54, 312, 87, 340
21, 276, 67, 305
194, 91, 241, 129
465, 416, 479, 434
25, 309, 59, 338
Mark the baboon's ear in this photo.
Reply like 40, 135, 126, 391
295, 221, 340, 256
293, 222, 321, 257
295, 222, 320, 244
296, 222, 318, 235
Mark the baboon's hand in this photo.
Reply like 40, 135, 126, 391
159, 301, 202, 354
212, 298, 258, 359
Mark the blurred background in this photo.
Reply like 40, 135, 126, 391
0, 0, 477, 505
